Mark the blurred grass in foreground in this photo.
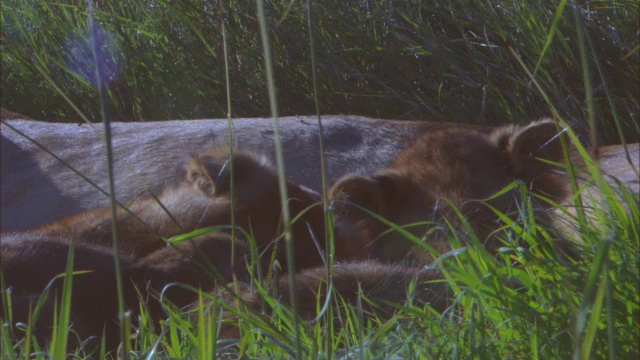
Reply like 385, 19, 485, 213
1, 0, 638, 144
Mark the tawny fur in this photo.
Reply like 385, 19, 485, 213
329, 119, 570, 264
196, 261, 450, 339
27, 148, 326, 268
1, 147, 326, 351
0, 121, 579, 347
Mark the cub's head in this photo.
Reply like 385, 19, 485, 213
330, 119, 568, 263
185, 147, 326, 270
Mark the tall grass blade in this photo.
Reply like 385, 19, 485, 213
533, 0, 568, 77
219, 1, 240, 284
305, 2, 336, 352
573, 237, 610, 360
256, 0, 301, 358
569, 0, 597, 150
0, 328, 16, 360
50, 238, 76, 360
87, 0, 128, 357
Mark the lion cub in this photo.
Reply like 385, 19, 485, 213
329, 119, 570, 263
23, 147, 326, 271
200, 120, 569, 339
1, 147, 326, 350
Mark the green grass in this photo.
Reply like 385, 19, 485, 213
1, 0, 638, 144
1, 0, 639, 359
1, 147, 638, 359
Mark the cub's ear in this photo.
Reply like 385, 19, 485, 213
185, 155, 231, 197
186, 149, 272, 197
504, 119, 565, 180
494, 118, 569, 201
329, 170, 402, 215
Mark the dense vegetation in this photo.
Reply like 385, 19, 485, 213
1, 0, 638, 144
1, 1, 639, 359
